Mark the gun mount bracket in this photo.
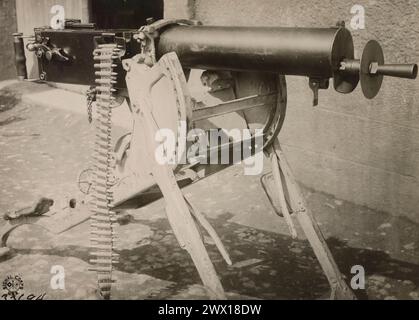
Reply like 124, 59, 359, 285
136, 19, 202, 66
309, 78, 330, 106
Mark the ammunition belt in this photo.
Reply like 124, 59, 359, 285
89, 43, 120, 300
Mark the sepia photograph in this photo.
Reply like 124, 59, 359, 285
0, 0, 418, 312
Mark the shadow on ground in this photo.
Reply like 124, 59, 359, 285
2, 212, 418, 300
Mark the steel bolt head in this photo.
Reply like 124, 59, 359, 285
369, 62, 379, 74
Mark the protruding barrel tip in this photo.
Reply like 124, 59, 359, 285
404, 63, 418, 79
412, 64, 418, 79
376, 63, 418, 79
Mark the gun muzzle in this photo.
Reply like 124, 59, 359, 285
339, 40, 417, 99
375, 64, 418, 79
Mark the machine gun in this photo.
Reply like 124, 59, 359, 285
13, 18, 417, 300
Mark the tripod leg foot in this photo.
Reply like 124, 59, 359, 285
273, 140, 356, 300
154, 167, 226, 300
185, 197, 232, 266
295, 210, 356, 300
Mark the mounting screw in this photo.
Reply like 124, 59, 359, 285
36, 49, 44, 58
336, 20, 346, 28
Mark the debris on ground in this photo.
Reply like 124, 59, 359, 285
3, 197, 54, 221
231, 258, 263, 269
0, 247, 10, 258
403, 242, 416, 250
378, 223, 392, 230
118, 213, 135, 226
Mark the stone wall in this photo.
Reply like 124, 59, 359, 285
0, 0, 18, 81
165, 0, 419, 223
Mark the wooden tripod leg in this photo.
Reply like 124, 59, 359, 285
272, 140, 356, 300
152, 166, 226, 300
269, 147, 298, 239
124, 53, 225, 299
185, 197, 233, 266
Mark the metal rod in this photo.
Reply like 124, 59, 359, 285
340, 59, 418, 79
376, 64, 418, 79
191, 93, 277, 121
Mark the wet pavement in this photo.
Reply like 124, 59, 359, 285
0, 82, 418, 300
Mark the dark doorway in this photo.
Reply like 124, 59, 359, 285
90, 0, 164, 29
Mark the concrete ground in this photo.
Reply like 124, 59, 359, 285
0, 80, 418, 300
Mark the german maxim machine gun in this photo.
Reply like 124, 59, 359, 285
13, 19, 417, 300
